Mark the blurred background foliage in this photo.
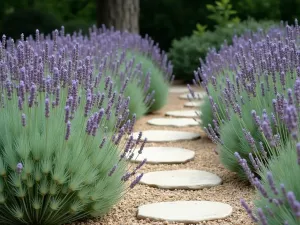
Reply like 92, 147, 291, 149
0, 0, 299, 80
0, 0, 297, 50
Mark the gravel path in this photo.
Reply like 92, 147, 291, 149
73, 88, 255, 225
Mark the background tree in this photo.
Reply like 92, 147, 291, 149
96, 0, 140, 33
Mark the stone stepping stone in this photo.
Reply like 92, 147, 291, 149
169, 86, 189, 93
137, 201, 233, 223
132, 130, 200, 142
127, 147, 195, 164
179, 92, 206, 100
147, 118, 199, 127
140, 170, 222, 189
165, 110, 201, 118
184, 101, 203, 108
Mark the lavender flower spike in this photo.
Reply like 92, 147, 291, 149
16, 163, 23, 174
297, 143, 300, 165
21, 113, 26, 127
266, 171, 279, 195
240, 199, 258, 222
130, 173, 143, 189
65, 121, 71, 141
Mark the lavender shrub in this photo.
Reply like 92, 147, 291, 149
0, 28, 148, 225
190, 21, 300, 180
90, 26, 174, 114
238, 88, 300, 225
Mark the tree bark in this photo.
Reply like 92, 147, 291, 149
96, 0, 140, 33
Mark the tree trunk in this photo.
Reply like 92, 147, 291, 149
96, 0, 140, 33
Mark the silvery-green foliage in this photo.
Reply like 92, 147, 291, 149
191, 21, 300, 180
238, 89, 300, 225
0, 27, 148, 225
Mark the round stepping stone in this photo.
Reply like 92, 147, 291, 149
139, 170, 222, 189
132, 130, 200, 142
169, 86, 189, 93
179, 92, 206, 100
184, 101, 203, 108
137, 201, 233, 223
165, 110, 201, 118
147, 118, 199, 127
127, 147, 195, 164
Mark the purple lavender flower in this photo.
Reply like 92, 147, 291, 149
65, 121, 71, 140
16, 163, 23, 174
257, 208, 268, 225
249, 153, 259, 171
266, 172, 279, 195
135, 159, 147, 171
21, 113, 26, 127
45, 98, 50, 118
297, 143, 300, 165
55, 86, 60, 106
65, 106, 70, 123
138, 137, 147, 154
283, 105, 298, 139
286, 192, 300, 217
28, 83, 36, 108
128, 114, 136, 134
18, 97, 23, 111
108, 164, 117, 176
99, 137, 106, 149
130, 173, 143, 189
240, 199, 258, 222
294, 78, 300, 105
84, 95, 92, 117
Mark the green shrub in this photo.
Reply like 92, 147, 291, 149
199, 96, 214, 129
194, 23, 300, 181
0, 27, 149, 225
169, 19, 275, 82
239, 89, 300, 224
200, 82, 226, 131
136, 55, 169, 112
169, 32, 219, 82
208, 71, 291, 180
123, 80, 148, 119
252, 141, 300, 225
128, 52, 170, 113
219, 113, 267, 180
0, 86, 133, 224
97, 49, 169, 120
63, 20, 91, 36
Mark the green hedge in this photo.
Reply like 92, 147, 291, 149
169, 19, 276, 82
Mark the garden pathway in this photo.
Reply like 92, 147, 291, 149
76, 85, 255, 225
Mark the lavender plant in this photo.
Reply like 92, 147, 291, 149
132, 52, 171, 112
237, 88, 300, 224
0, 28, 147, 224
95, 29, 174, 114
190, 21, 300, 180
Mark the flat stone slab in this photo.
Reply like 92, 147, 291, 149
137, 201, 233, 223
179, 92, 206, 100
140, 170, 222, 189
127, 147, 195, 164
147, 118, 199, 127
165, 110, 201, 118
132, 130, 201, 142
184, 101, 204, 108
169, 86, 189, 93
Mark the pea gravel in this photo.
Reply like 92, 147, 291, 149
70, 87, 255, 225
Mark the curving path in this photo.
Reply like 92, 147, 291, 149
73, 85, 255, 225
